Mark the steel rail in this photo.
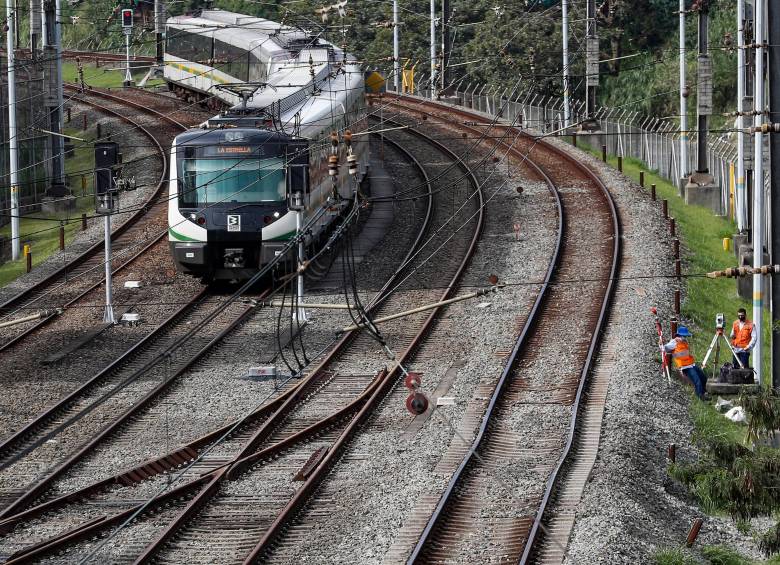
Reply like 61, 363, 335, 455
0, 86, 184, 333
4, 475, 212, 564
0, 120, 440, 565
131, 132, 440, 564
2, 371, 391, 564
404, 98, 564, 564
241, 120, 484, 564
1, 112, 463, 565
394, 95, 621, 564
0, 380, 298, 534
0, 289, 269, 520
0, 232, 166, 355
519, 133, 621, 564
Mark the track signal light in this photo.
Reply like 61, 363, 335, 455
121, 9, 133, 28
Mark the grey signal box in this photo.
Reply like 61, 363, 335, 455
95, 142, 120, 213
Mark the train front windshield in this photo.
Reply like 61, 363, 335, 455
178, 156, 286, 205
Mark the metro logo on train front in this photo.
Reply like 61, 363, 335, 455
227, 215, 241, 232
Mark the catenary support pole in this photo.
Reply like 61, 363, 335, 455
585, 0, 597, 120
767, 0, 780, 388
29, 0, 40, 58
737, 0, 748, 231
155, 0, 164, 67
441, 0, 450, 92
53, 0, 65, 188
696, 3, 711, 175
6, 1, 19, 261
679, 0, 688, 188
753, 0, 765, 386
430, 0, 436, 99
41, 0, 66, 195
393, 0, 399, 92
562, 0, 570, 129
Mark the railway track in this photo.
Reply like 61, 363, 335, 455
237, 114, 485, 564
0, 90, 621, 563
0, 288, 260, 512
0, 133, 446, 562
390, 96, 621, 563
128, 128, 472, 564
0, 86, 209, 353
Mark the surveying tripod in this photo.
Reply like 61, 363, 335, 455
701, 319, 745, 374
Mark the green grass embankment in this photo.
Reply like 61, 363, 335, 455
0, 58, 164, 287
0, 125, 96, 287
572, 141, 780, 560
61, 60, 164, 89
573, 144, 769, 377
655, 545, 780, 564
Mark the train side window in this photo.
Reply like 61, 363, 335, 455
249, 52, 267, 82
214, 38, 249, 82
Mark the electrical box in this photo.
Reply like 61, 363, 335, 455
121, 9, 133, 28
286, 141, 309, 210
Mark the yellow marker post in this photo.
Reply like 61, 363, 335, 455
723, 238, 731, 252
729, 162, 735, 220
23, 244, 30, 257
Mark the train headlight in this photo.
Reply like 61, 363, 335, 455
273, 211, 280, 218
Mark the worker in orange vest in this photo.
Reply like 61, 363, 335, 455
730, 307, 756, 368
663, 326, 707, 399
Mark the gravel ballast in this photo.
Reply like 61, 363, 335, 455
556, 141, 762, 563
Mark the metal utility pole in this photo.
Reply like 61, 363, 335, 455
440, 0, 450, 92
29, 0, 41, 58
685, 0, 718, 209
95, 142, 119, 324
42, 0, 66, 196
393, 0, 399, 92
296, 207, 306, 323
6, 2, 19, 261
679, 0, 689, 188
430, 0, 436, 98
562, 0, 570, 129
753, 0, 766, 385
734, 0, 747, 233
695, 3, 712, 176
768, 0, 780, 388
155, 0, 164, 67
585, 0, 598, 121
736, 0, 748, 232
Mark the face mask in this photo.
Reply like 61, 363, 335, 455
739, 315, 746, 321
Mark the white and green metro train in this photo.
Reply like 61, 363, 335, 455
164, 10, 369, 281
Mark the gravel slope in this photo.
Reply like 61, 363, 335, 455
557, 141, 762, 563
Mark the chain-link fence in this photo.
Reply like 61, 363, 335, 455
404, 76, 768, 226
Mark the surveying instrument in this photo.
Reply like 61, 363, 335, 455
701, 313, 745, 373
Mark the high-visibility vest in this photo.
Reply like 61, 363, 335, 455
671, 338, 695, 368
731, 320, 754, 349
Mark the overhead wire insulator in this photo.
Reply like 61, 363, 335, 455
347, 153, 358, 175
328, 155, 339, 176
330, 131, 339, 152
746, 123, 780, 134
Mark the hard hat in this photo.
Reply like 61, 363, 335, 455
677, 326, 692, 337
